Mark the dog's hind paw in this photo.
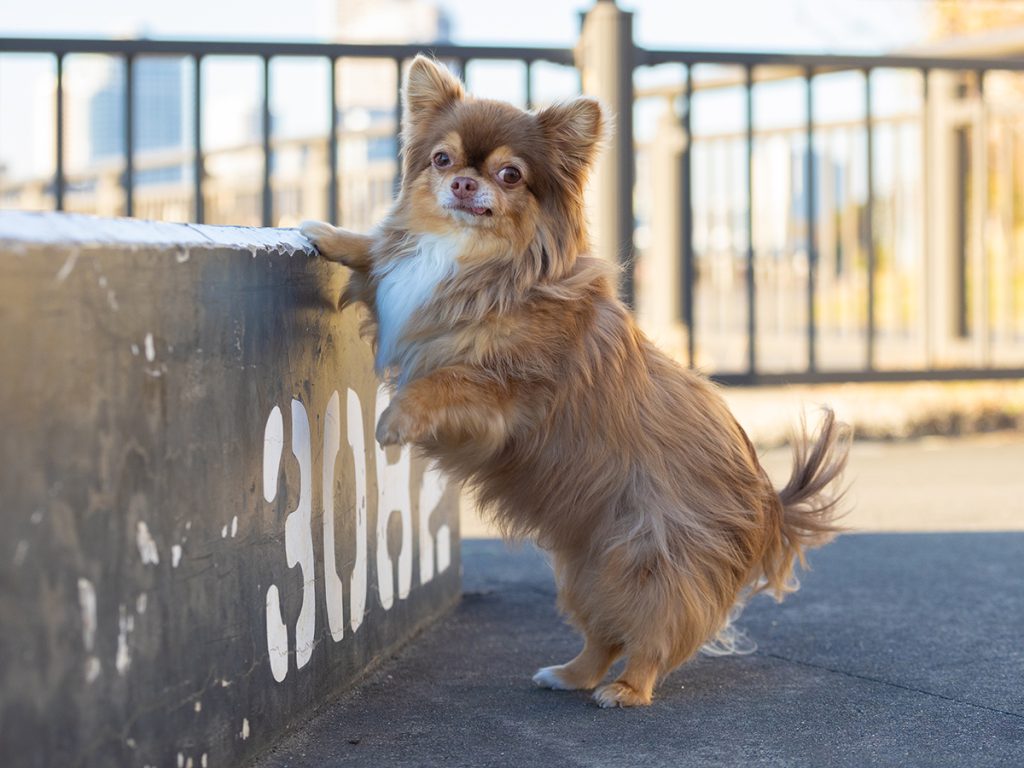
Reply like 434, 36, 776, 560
593, 681, 651, 708
532, 666, 577, 691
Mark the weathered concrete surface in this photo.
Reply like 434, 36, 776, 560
0, 212, 460, 768
252, 534, 1024, 768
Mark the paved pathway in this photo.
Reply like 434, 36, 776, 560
253, 532, 1024, 767
459, 432, 1024, 538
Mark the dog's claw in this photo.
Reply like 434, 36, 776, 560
592, 682, 651, 708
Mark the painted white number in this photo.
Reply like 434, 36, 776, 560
346, 388, 368, 634
374, 387, 412, 609
323, 388, 371, 641
264, 401, 316, 682
322, 391, 345, 642
262, 387, 449, 683
263, 406, 288, 683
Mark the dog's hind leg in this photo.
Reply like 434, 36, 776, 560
532, 637, 622, 691
592, 653, 660, 708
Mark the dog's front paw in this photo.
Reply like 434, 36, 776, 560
299, 220, 338, 255
300, 220, 369, 268
375, 402, 427, 446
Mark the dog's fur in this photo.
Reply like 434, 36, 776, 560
301, 56, 850, 708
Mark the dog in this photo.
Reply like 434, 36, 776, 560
301, 55, 849, 708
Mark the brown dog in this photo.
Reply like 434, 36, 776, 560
301, 55, 849, 707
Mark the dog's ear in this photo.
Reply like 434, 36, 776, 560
404, 56, 464, 120
536, 98, 607, 181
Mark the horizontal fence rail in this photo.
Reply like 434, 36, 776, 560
3, 34, 1024, 384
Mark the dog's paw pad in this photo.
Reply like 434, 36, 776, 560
593, 682, 650, 708
532, 666, 574, 690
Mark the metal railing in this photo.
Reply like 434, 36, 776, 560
3, 15, 1024, 385
0, 37, 574, 227
633, 47, 1024, 383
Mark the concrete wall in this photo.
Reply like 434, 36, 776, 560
0, 211, 460, 768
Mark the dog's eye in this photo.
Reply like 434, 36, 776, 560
498, 166, 522, 185
432, 151, 452, 169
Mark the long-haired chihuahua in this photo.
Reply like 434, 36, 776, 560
301, 56, 849, 708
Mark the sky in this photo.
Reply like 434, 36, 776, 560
0, 0, 927, 50
0, 0, 929, 179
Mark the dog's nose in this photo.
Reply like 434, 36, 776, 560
450, 176, 478, 199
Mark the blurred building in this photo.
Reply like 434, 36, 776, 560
90, 56, 188, 184
336, 0, 450, 47
333, 0, 452, 200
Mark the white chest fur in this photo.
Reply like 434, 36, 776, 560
373, 233, 463, 373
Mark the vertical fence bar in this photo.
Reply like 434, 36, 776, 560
193, 54, 204, 223
261, 55, 272, 227
54, 52, 65, 211
524, 60, 533, 110
805, 67, 818, 372
394, 57, 403, 196
921, 68, 932, 366
681, 64, 695, 368
618, 24, 636, 310
124, 54, 134, 217
975, 69, 990, 365
864, 68, 876, 371
744, 64, 757, 377
328, 56, 339, 225
998, 96, 1014, 346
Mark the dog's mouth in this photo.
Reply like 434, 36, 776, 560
449, 202, 493, 217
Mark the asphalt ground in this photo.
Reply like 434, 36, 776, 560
252, 530, 1024, 767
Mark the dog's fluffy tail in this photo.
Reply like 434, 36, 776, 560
762, 408, 851, 598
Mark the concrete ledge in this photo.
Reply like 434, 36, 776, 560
0, 212, 460, 768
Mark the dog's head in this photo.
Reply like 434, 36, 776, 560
397, 55, 605, 281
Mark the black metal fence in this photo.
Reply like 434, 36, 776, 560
0, 38, 573, 226
3, 35, 1024, 384
638, 48, 1024, 384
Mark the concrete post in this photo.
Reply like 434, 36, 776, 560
577, 0, 635, 305
972, 77, 991, 366
925, 70, 958, 367
640, 107, 688, 359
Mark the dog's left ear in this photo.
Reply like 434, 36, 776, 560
404, 55, 464, 120
536, 98, 607, 181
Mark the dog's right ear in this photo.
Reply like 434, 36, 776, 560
536, 98, 607, 183
404, 56, 464, 120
